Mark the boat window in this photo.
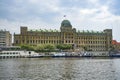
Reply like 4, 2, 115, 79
29, 51, 31, 54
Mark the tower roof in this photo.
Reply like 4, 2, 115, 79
61, 19, 72, 27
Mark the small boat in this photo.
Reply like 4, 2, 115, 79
52, 52, 66, 57
109, 53, 120, 57
109, 50, 120, 57
81, 52, 92, 57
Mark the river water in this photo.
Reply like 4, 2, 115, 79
0, 58, 120, 80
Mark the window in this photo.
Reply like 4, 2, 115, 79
16, 40, 18, 44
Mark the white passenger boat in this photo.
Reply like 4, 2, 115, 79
0, 50, 40, 58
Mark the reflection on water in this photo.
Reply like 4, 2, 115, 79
0, 58, 120, 80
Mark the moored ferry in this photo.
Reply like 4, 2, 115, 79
0, 50, 40, 59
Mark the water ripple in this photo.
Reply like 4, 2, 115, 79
0, 58, 120, 80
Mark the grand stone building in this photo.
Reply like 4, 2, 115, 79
14, 20, 112, 51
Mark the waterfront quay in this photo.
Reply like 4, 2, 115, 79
0, 50, 111, 59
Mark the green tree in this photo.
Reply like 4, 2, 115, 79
36, 44, 45, 51
56, 44, 72, 50
36, 44, 56, 52
44, 44, 56, 51
21, 45, 34, 51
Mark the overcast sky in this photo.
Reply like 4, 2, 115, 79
0, 0, 120, 41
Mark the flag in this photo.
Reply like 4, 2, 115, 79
64, 15, 66, 17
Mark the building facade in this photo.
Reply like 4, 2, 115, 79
0, 30, 12, 46
14, 20, 112, 51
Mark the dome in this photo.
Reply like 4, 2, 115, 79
61, 20, 72, 27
